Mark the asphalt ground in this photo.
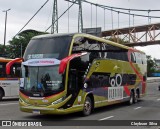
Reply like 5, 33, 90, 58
0, 81, 160, 129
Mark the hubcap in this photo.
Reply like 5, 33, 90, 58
84, 101, 91, 114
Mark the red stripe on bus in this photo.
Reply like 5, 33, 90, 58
44, 91, 64, 99
142, 82, 146, 94
124, 85, 130, 96
19, 91, 64, 99
0, 78, 19, 80
59, 53, 87, 74
59, 53, 81, 74
19, 91, 29, 99
102, 87, 108, 90
128, 49, 146, 94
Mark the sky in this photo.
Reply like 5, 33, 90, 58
0, 0, 160, 59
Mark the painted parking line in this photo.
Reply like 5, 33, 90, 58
157, 98, 160, 101
134, 107, 142, 110
0, 103, 18, 106
99, 116, 114, 121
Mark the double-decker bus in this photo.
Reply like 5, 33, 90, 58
7, 33, 147, 116
0, 58, 21, 100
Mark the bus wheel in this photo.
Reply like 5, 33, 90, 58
0, 90, 3, 100
128, 91, 134, 105
134, 90, 139, 103
83, 96, 92, 116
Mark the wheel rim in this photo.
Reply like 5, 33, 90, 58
134, 93, 138, 103
84, 100, 91, 115
130, 96, 133, 104
129, 93, 133, 104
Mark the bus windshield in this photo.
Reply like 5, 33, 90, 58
23, 36, 72, 61
21, 65, 63, 97
0, 62, 21, 78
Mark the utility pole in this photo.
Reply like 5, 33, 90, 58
2, 8, 11, 53
51, 0, 58, 34
78, 0, 83, 33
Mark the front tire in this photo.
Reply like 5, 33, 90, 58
83, 96, 92, 116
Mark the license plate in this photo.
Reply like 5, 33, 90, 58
32, 110, 40, 114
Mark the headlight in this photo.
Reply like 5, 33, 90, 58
52, 96, 65, 105
19, 98, 25, 103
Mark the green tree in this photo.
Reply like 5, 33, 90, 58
0, 44, 4, 56
147, 55, 157, 76
7, 29, 47, 58
107, 37, 128, 44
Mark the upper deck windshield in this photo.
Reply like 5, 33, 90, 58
23, 35, 72, 61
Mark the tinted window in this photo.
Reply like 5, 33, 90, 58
134, 52, 142, 64
0, 63, 6, 77
103, 43, 128, 61
141, 53, 147, 64
0, 62, 21, 78
72, 37, 128, 62
73, 37, 101, 62
131, 52, 136, 63
24, 36, 72, 61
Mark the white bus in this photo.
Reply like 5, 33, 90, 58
0, 58, 21, 100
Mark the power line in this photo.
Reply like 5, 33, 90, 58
14, 0, 49, 38
67, 0, 160, 19
103, 6, 160, 19
81, 0, 160, 12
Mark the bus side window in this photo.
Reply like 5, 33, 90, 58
103, 43, 128, 61
15, 66, 21, 77
131, 52, 136, 63
89, 52, 99, 62
142, 54, 147, 64
135, 52, 142, 64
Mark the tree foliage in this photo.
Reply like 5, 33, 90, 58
146, 55, 157, 76
6, 29, 47, 58
107, 37, 128, 44
0, 44, 4, 56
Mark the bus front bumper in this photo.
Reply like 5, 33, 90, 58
20, 105, 83, 115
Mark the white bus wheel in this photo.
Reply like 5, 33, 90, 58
115, 74, 122, 87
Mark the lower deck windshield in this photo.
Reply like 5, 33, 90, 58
21, 65, 64, 97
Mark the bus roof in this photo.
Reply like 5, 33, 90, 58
32, 33, 145, 54
32, 33, 75, 40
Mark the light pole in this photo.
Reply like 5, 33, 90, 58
2, 8, 11, 53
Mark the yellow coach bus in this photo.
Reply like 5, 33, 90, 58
0, 58, 21, 100
7, 33, 147, 116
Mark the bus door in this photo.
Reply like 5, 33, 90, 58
67, 69, 79, 106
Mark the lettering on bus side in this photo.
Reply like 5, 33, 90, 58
108, 87, 123, 101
